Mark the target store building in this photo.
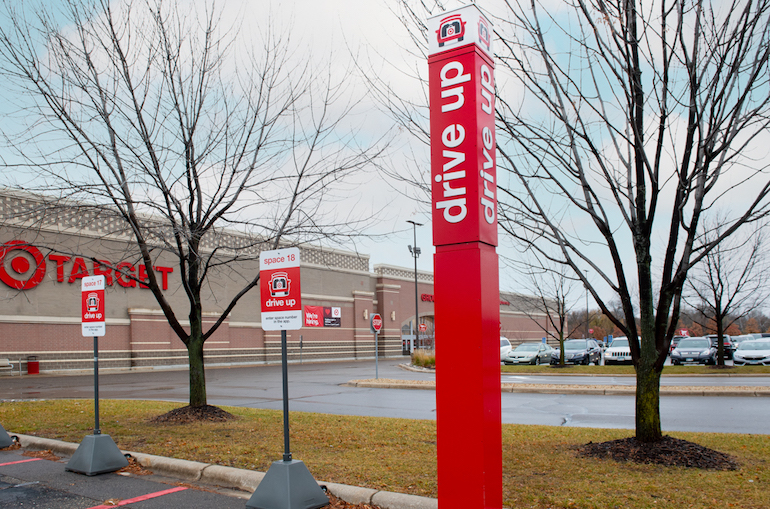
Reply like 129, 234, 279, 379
0, 190, 549, 374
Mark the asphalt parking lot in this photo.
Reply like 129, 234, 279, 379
0, 446, 249, 509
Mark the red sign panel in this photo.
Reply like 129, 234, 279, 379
429, 42, 496, 247
81, 275, 106, 337
259, 248, 302, 331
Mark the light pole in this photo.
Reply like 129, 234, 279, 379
407, 220, 422, 352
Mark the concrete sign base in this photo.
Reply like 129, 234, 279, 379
0, 423, 14, 448
246, 459, 328, 509
65, 434, 128, 476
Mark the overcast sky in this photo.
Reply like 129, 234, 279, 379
0, 0, 685, 304
264, 0, 441, 277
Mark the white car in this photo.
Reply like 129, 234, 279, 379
604, 337, 632, 365
733, 339, 770, 366
500, 337, 512, 361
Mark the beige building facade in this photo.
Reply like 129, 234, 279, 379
0, 190, 550, 374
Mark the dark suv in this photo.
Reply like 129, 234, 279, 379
550, 339, 602, 365
706, 334, 735, 360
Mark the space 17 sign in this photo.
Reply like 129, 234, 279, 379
81, 275, 106, 337
428, 4, 497, 248
260, 248, 302, 331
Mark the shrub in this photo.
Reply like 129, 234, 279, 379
411, 349, 435, 369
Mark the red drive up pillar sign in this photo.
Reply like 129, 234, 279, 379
428, 5, 502, 509
82, 275, 106, 337
259, 248, 302, 331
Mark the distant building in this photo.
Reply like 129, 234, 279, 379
0, 190, 550, 373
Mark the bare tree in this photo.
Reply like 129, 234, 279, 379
685, 222, 769, 364
506, 256, 583, 365
379, 0, 770, 443
496, 0, 770, 443
0, 0, 386, 410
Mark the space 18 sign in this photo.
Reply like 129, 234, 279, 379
428, 4, 497, 248
259, 248, 302, 331
81, 275, 106, 337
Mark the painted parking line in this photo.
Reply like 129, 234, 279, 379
0, 458, 43, 467
86, 486, 188, 508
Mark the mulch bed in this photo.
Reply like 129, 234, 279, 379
576, 435, 739, 470
149, 405, 236, 424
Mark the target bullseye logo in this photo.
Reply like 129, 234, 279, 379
0, 240, 46, 290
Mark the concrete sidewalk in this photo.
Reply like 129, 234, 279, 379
10, 433, 437, 509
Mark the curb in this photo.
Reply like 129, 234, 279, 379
12, 433, 437, 509
402, 362, 770, 378
347, 380, 770, 397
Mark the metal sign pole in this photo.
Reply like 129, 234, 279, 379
281, 329, 291, 462
370, 313, 383, 380
93, 336, 100, 435
248, 247, 327, 509
67, 274, 128, 475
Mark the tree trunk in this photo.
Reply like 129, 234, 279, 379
635, 362, 662, 442
188, 328, 207, 407
716, 316, 725, 366
635, 239, 663, 442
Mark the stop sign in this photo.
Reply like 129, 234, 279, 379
370, 313, 383, 333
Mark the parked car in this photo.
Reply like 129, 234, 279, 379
604, 337, 632, 365
670, 337, 716, 365
504, 342, 554, 365
733, 339, 770, 366
706, 334, 735, 360
669, 335, 687, 354
500, 337, 512, 361
550, 339, 602, 365
732, 335, 754, 348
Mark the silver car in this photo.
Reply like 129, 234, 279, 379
504, 342, 554, 365
733, 339, 770, 366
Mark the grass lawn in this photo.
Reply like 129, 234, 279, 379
1, 399, 768, 508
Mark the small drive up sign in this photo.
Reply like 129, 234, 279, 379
260, 248, 302, 331
82, 275, 106, 337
